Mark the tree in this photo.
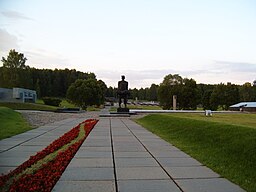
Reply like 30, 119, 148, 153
209, 83, 239, 110
66, 79, 104, 109
180, 78, 198, 109
158, 74, 183, 109
210, 83, 226, 110
149, 84, 158, 101
197, 84, 215, 109
97, 80, 107, 104
1, 49, 30, 88
106, 86, 116, 97
239, 82, 255, 101
224, 83, 239, 108
202, 89, 213, 109
2, 49, 27, 69
129, 88, 139, 100
158, 83, 172, 109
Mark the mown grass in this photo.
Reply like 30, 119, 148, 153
36, 99, 76, 108
0, 102, 57, 111
37, 99, 102, 111
128, 105, 162, 110
167, 113, 256, 128
0, 107, 32, 140
135, 114, 256, 192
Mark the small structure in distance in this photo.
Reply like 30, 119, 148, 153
229, 102, 256, 112
0, 87, 37, 103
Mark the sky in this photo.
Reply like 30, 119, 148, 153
0, 0, 256, 88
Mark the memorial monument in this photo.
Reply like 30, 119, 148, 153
117, 75, 130, 113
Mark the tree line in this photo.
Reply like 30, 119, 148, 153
0, 50, 96, 98
120, 74, 256, 110
1, 50, 255, 110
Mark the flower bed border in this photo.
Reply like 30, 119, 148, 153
0, 119, 98, 192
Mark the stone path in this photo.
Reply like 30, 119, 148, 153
0, 115, 245, 192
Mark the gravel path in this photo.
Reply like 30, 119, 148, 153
17, 110, 100, 128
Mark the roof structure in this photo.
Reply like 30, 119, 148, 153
230, 102, 256, 108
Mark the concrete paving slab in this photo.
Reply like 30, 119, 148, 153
59, 167, 114, 181
150, 150, 191, 158
79, 146, 112, 152
114, 151, 151, 158
113, 138, 140, 143
52, 181, 116, 192
0, 145, 14, 151
69, 158, 113, 168
83, 140, 111, 147
0, 166, 15, 175
21, 141, 50, 146
0, 151, 35, 158
146, 145, 179, 151
0, 139, 27, 146
116, 167, 169, 180
75, 151, 112, 158
0, 157, 28, 166
157, 157, 202, 167
115, 157, 158, 167
114, 145, 147, 152
86, 135, 111, 139
175, 178, 245, 192
118, 180, 181, 192
165, 166, 220, 179
113, 136, 138, 142
88, 132, 111, 137
10, 145, 45, 152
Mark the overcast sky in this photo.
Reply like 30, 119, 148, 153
0, 0, 255, 88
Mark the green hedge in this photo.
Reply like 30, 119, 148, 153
42, 97, 62, 107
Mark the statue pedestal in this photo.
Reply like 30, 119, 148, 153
117, 107, 130, 113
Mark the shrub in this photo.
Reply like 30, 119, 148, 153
42, 97, 62, 107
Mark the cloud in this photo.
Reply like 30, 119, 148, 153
214, 60, 256, 73
25, 49, 71, 69
0, 28, 19, 51
96, 69, 199, 88
1, 10, 33, 20
96, 60, 256, 88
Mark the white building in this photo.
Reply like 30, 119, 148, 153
0, 87, 37, 103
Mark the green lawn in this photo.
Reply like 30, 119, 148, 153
128, 105, 162, 110
36, 99, 77, 108
0, 107, 32, 140
135, 113, 256, 192
166, 113, 256, 128
0, 102, 57, 111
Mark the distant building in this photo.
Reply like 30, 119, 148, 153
229, 102, 256, 112
0, 87, 37, 103
253, 80, 256, 86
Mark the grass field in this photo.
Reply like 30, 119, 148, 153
166, 113, 256, 128
135, 113, 256, 192
36, 99, 77, 108
0, 102, 57, 111
0, 107, 32, 140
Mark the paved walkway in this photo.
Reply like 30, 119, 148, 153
0, 116, 245, 192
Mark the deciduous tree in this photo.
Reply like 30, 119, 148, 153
66, 79, 104, 109
1, 49, 30, 88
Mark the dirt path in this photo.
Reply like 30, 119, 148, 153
17, 110, 100, 128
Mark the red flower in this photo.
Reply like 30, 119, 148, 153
0, 119, 98, 192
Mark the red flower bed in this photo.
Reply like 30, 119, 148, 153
0, 119, 98, 192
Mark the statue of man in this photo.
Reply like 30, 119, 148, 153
117, 75, 129, 108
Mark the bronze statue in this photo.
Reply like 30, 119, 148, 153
117, 75, 129, 108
